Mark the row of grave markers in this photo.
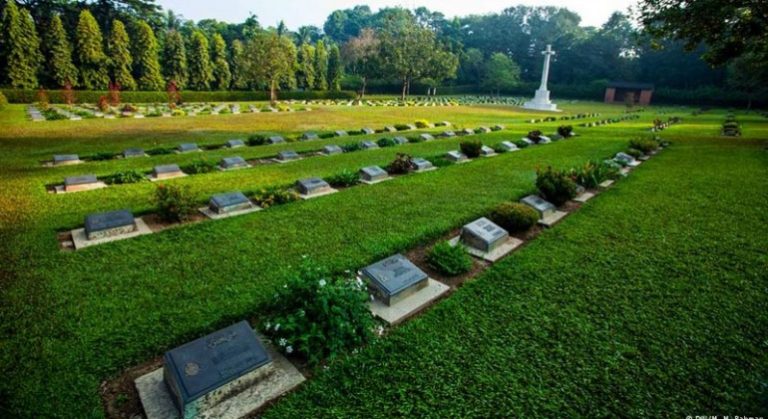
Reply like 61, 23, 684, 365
129, 141, 668, 419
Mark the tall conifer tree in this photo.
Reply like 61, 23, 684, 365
314, 40, 328, 90
0, 1, 40, 88
18, 8, 42, 88
230, 39, 247, 89
133, 20, 164, 90
327, 43, 343, 91
46, 15, 78, 88
75, 10, 109, 89
162, 29, 187, 88
187, 30, 212, 90
211, 33, 231, 90
108, 19, 135, 90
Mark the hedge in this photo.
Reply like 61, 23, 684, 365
0, 89, 357, 104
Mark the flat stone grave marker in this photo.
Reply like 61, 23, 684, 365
162, 321, 272, 418
493, 124, 505, 131
227, 139, 245, 148
335, 130, 348, 137
53, 154, 81, 166
268, 136, 285, 144
301, 132, 319, 141
361, 141, 379, 150
220, 156, 249, 170
208, 191, 254, 214
323, 145, 343, 155
478, 126, 492, 133
296, 177, 337, 198
385, 126, 398, 133
152, 164, 185, 180
393, 137, 408, 145
441, 121, 452, 127
63, 174, 102, 193
538, 136, 552, 144
359, 166, 390, 184
361, 254, 429, 306
499, 141, 519, 152
411, 158, 435, 172
520, 195, 567, 228
123, 148, 146, 158
615, 152, 640, 167
446, 150, 468, 163
405, 124, 416, 130
521, 137, 535, 145
362, 127, 375, 135
420, 133, 434, 141
276, 150, 300, 162
449, 217, 523, 262
441, 131, 456, 138
480, 145, 497, 157
460, 128, 474, 136
178, 143, 200, 153
84, 209, 136, 240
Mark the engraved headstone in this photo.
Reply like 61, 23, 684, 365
209, 192, 253, 214
480, 145, 496, 156
393, 137, 408, 145
420, 133, 434, 141
301, 132, 319, 141
614, 152, 639, 166
335, 130, 348, 137
359, 166, 389, 182
153, 164, 184, 180
296, 177, 331, 195
384, 126, 398, 133
460, 218, 509, 253
277, 150, 300, 161
411, 158, 434, 172
361, 141, 379, 150
361, 127, 375, 135
53, 154, 80, 166
499, 141, 519, 152
323, 145, 343, 155
227, 139, 245, 148
446, 150, 468, 162
268, 136, 285, 144
520, 195, 556, 218
123, 148, 146, 158
64, 175, 99, 192
84, 209, 136, 240
361, 254, 429, 306
440, 131, 456, 138
220, 156, 249, 170
178, 143, 199, 153
163, 321, 272, 418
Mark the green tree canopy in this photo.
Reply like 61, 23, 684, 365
211, 33, 231, 90
480, 52, 521, 94
133, 20, 164, 90
296, 42, 315, 90
230, 38, 247, 89
327, 42, 342, 91
107, 19, 135, 90
1, 1, 40, 88
244, 31, 297, 102
18, 7, 42, 88
187, 30, 213, 90
162, 29, 187, 88
341, 28, 380, 97
45, 14, 78, 88
75, 9, 109, 89
313, 39, 328, 90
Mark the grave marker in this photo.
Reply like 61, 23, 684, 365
227, 139, 245, 149
53, 154, 81, 166
268, 136, 285, 144
361, 254, 429, 306
411, 158, 435, 172
393, 137, 408, 145
123, 148, 146, 158
460, 218, 509, 253
361, 127, 375, 135
220, 156, 249, 170
420, 133, 434, 141
64, 175, 100, 192
84, 209, 136, 240
152, 164, 185, 180
208, 192, 253, 214
359, 166, 390, 184
361, 141, 379, 150
323, 145, 343, 155
446, 150, 468, 163
178, 143, 199, 153
296, 177, 336, 198
301, 132, 319, 141
499, 141, 519, 152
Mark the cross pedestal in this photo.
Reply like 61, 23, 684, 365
523, 44, 560, 112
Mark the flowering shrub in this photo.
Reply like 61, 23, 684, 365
263, 259, 375, 365
568, 161, 618, 189
460, 140, 483, 158
181, 159, 218, 174
250, 186, 298, 208
414, 119, 431, 128
557, 125, 574, 137
490, 202, 539, 233
527, 130, 543, 143
629, 138, 659, 154
102, 170, 145, 185
427, 242, 472, 276
324, 170, 360, 187
387, 153, 413, 174
536, 166, 578, 206
153, 184, 196, 222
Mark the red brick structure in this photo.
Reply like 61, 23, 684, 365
604, 82, 654, 106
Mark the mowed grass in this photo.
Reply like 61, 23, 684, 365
265, 117, 768, 417
1, 102, 762, 417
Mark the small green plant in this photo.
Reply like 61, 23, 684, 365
557, 125, 573, 137
387, 153, 413, 174
248, 134, 266, 146
407, 136, 425, 143
527, 130, 543, 143
341, 142, 362, 152
490, 202, 539, 233
153, 184, 196, 222
460, 140, 483, 158
377, 137, 396, 148
146, 147, 173, 156
427, 241, 473, 276
414, 119, 431, 128
629, 138, 659, 154
263, 258, 375, 366
626, 148, 644, 159
513, 139, 530, 149
568, 161, 618, 189
181, 159, 218, 174
102, 170, 145, 185
88, 152, 116, 161
425, 155, 453, 168
250, 186, 299, 208
324, 170, 360, 187
536, 166, 578, 206
394, 124, 411, 131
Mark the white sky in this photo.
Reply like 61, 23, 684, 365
157, 0, 638, 29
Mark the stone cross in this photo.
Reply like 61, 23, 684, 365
538, 44, 556, 91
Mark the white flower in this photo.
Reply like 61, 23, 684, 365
278, 338, 287, 347
286, 345, 294, 354
356, 278, 364, 289
369, 294, 375, 301
265, 322, 272, 331
376, 325, 385, 336
283, 284, 288, 288
318, 279, 327, 287
298, 309, 305, 317
275, 323, 281, 332
302, 255, 308, 259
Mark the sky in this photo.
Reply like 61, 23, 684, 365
156, 0, 638, 29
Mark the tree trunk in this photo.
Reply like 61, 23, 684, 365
360, 76, 367, 99
270, 80, 277, 104
401, 78, 407, 101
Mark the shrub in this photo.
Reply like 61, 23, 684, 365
153, 184, 196, 222
181, 159, 218, 174
527, 130, 543, 143
263, 259, 375, 365
536, 166, 578, 206
415, 119, 431, 128
377, 137, 396, 148
626, 148, 644, 159
248, 134, 266, 146
387, 153, 413, 175
121, 104, 137, 112
490, 202, 539, 233
97, 96, 109, 112
250, 186, 298, 208
513, 139, 530, 149
341, 142, 362, 152
629, 138, 659, 154
427, 242, 473, 276
0, 92, 8, 111
146, 147, 173, 156
407, 136, 425, 143
324, 170, 360, 187
557, 125, 573, 137
425, 155, 453, 168
394, 124, 411, 131
460, 140, 483, 158
568, 161, 618, 189
102, 170, 145, 185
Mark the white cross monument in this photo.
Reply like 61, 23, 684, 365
523, 44, 560, 112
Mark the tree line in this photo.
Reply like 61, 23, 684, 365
0, 0, 765, 101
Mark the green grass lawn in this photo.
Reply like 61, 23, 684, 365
0, 102, 764, 417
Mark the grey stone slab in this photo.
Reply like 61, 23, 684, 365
499, 141, 519, 152
615, 152, 641, 167
460, 217, 509, 253
152, 164, 184, 180
539, 210, 568, 228
268, 136, 285, 144
84, 209, 136, 240
520, 195, 556, 218
53, 154, 80, 165
220, 156, 250, 170
599, 180, 614, 188
460, 128, 474, 136
384, 126, 398, 133
574, 192, 595, 203
361, 127, 375, 135
480, 146, 497, 157
411, 158, 434, 172
296, 177, 332, 196
361, 254, 429, 307
71, 217, 151, 249
227, 140, 246, 148
178, 143, 199, 153
440, 131, 456, 138
123, 148, 146, 158
368, 278, 449, 326
301, 132, 319, 141
359, 166, 389, 183
209, 192, 252, 214
393, 137, 408, 145
323, 145, 343, 155
65, 174, 98, 187
448, 235, 523, 263
446, 151, 468, 162
334, 130, 348, 137
276, 150, 300, 161
420, 133, 435, 141
361, 141, 379, 150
